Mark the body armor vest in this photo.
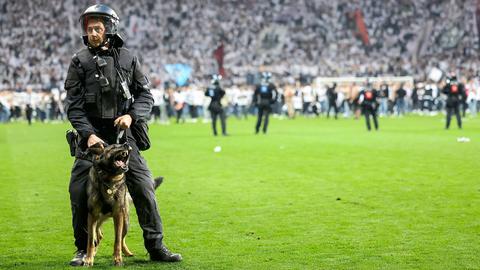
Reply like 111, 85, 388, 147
259, 83, 275, 100
73, 48, 134, 119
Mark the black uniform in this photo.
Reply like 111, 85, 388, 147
359, 88, 379, 131
64, 45, 166, 253
326, 85, 338, 119
26, 104, 33, 125
253, 82, 278, 134
443, 81, 465, 129
205, 85, 227, 136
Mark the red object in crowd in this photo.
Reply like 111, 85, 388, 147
451, 84, 458, 93
365, 91, 373, 100
353, 9, 370, 46
213, 42, 225, 77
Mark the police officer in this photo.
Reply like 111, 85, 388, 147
253, 72, 278, 134
205, 74, 228, 136
64, 5, 181, 266
358, 82, 379, 131
443, 75, 465, 129
326, 82, 338, 119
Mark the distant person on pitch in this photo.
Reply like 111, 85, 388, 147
443, 74, 465, 129
205, 74, 228, 136
253, 72, 278, 134
326, 82, 339, 119
358, 81, 379, 131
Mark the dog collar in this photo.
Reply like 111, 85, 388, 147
102, 177, 125, 195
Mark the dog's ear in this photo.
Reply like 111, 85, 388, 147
88, 143, 105, 156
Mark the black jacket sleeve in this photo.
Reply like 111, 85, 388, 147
271, 85, 278, 104
64, 57, 96, 139
460, 84, 467, 100
252, 87, 259, 105
128, 56, 154, 122
442, 85, 449, 95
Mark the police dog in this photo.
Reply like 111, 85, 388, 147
84, 142, 133, 266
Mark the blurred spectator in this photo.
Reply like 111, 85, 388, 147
1, 0, 479, 90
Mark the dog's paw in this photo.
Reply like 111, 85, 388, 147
113, 256, 123, 266
84, 256, 94, 267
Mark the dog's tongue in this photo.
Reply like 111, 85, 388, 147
114, 160, 125, 168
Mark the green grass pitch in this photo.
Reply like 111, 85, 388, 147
0, 115, 479, 269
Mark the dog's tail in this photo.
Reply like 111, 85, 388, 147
154, 177, 164, 190
126, 177, 164, 204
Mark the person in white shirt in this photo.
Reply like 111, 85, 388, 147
192, 85, 206, 120
151, 87, 169, 123
151, 88, 163, 122
302, 84, 314, 116
185, 86, 198, 122
229, 85, 241, 119
466, 78, 478, 117
237, 86, 250, 119
0, 93, 11, 123
173, 87, 186, 124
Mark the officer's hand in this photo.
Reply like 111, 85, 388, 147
88, 134, 105, 148
114, 114, 132, 130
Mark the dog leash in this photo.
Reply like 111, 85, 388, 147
116, 127, 126, 144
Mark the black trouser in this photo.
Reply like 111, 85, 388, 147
69, 142, 164, 252
151, 106, 160, 121
176, 108, 183, 123
327, 100, 338, 119
211, 110, 226, 135
302, 102, 311, 115
189, 105, 198, 119
255, 106, 271, 133
422, 99, 433, 111
446, 104, 462, 129
462, 101, 467, 117
240, 105, 248, 119
363, 106, 378, 131
26, 109, 33, 125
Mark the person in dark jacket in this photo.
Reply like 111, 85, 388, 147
64, 4, 181, 266
358, 82, 379, 131
253, 72, 278, 134
394, 83, 407, 116
326, 82, 338, 119
443, 75, 465, 129
205, 74, 228, 136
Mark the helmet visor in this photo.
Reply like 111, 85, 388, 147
80, 14, 118, 36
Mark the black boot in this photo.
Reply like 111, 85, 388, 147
150, 245, 182, 262
69, 250, 86, 266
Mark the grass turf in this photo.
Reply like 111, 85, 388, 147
0, 115, 479, 269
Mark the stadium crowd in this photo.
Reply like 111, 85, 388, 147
1, 0, 479, 123
1, 78, 479, 124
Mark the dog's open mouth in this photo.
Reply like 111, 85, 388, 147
113, 150, 129, 170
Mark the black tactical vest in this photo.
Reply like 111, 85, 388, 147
73, 47, 134, 119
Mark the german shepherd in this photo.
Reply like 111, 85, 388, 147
84, 143, 163, 266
